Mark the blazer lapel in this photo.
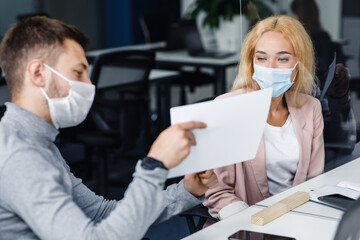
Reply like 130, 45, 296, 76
285, 92, 308, 185
249, 136, 270, 198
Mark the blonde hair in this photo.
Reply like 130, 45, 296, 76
232, 15, 316, 103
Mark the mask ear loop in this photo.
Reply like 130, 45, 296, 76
290, 61, 299, 82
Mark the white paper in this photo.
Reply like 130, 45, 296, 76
167, 88, 272, 178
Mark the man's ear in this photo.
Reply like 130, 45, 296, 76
27, 59, 47, 87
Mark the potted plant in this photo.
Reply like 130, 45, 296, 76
184, 0, 277, 51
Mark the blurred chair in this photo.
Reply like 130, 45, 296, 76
334, 197, 360, 240
178, 96, 218, 234
0, 72, 9, 119
139, 13, 173, 44
139, 14, 217, 106
180, 204, 219, 234
76, 50, 155, 197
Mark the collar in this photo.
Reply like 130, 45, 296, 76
2, 102, 59, 144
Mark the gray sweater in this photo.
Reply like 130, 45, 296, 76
0, 103, 201, 240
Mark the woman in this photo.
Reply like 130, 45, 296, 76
204, 15, 324, 221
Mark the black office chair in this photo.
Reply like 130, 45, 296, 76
333, 197, 360, 240
178, 96, 219, 234
0, 68, 9, 119
75, 50, 155, 197
139, 13, 173, 44
180, 204, 219, 234
139, 14, 217, 106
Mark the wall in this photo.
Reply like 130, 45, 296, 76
0, 0, 36, 39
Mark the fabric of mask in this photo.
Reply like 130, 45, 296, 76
40, 64, 95, 129
252, 62, 298, 98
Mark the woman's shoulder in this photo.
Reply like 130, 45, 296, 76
286, 91, 320, 109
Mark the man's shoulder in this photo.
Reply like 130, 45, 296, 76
0, 123, 47, 175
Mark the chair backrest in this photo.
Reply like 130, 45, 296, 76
89, 50, 155, 152
0, 75, 9, 119
139, 13, 172, 43
334, 197, 360, 240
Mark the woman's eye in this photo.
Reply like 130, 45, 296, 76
278, 58, 289, 62
257, 57, 267, 61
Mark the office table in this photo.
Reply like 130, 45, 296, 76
255, 153, 360, 220
88, 65, 180, 131
155, 50, 238, 95
183, 204, 339, 240
183, 157, 360, 240
86, 43, 239, 95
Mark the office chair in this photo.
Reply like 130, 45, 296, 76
0, 73, 9, 119
139, 13, 173, 44
333, 197, 360, 240
177, 96, 218, 234
75, 50, 155, 197
139, 14, 217, 106
180, 204, 219, 234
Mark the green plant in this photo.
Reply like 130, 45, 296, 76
185, 0, 278, 29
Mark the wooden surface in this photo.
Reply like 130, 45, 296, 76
252, 191, 309, 226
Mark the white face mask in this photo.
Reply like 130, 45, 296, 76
40, 64, 95, 129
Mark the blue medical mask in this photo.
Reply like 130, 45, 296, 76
252, 62, 298, 98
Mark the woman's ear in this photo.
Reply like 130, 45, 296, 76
27, 59, 47, 87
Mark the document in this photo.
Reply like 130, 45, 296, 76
320, 52, 336, 101
167, 88, 272, 178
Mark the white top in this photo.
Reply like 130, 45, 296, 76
264, 115, 299, 195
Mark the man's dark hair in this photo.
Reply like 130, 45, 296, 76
0, 16, 89, 100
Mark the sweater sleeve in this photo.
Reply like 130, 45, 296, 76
0, 150, 174, 240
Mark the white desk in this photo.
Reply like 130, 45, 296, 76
183, 157, 360, 240
255, 157, 360, 220
86, 43, 239, 95
183, 205, 339, 240
86, 42, 166, 61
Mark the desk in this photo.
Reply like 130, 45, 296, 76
86, 43, 239, 95
155, 50, 238, 94
184, 157, 360, 240
255, 157, 360, 220
86, 42, 166, 62
183, 205, 338, 240
89, 66, 180, 132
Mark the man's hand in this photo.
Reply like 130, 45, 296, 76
325, 63, 351, 98
147, 121, 206, 169
184, 170, 218, 198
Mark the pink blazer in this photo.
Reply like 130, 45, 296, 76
204, 89, 324, 218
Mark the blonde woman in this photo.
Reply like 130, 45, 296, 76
204, 15, 324, 221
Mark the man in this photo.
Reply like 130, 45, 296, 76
0, 16, 217, 239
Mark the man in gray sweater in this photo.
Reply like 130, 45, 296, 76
0, 16, 218, 239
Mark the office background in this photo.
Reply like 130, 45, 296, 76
0, 0, 360, 239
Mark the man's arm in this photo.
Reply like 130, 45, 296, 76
1, 151, 172, 240
153, 170, 218, 225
